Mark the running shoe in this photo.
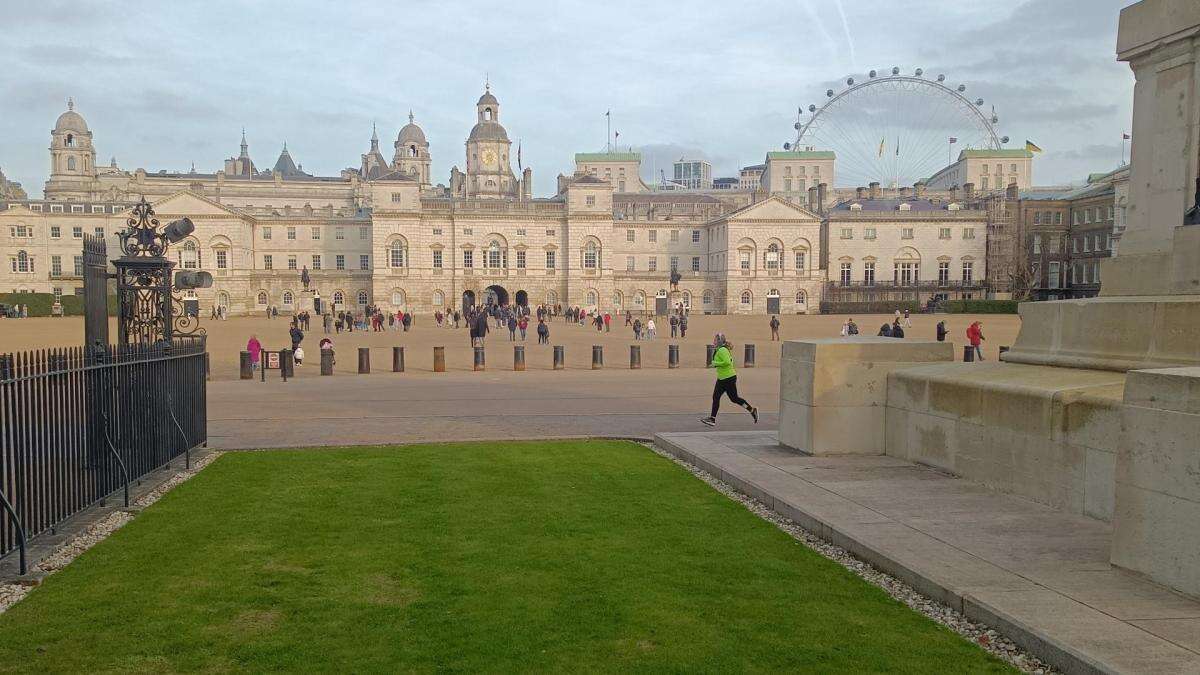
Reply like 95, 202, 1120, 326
700, 416, 716, 427
750, 406, 759, 424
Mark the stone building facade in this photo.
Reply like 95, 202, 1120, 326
1, 91, 828, 316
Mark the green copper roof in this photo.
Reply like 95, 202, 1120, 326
766, 151, 836, 160
957, 149, 1033, 159
575, 152, 641, 162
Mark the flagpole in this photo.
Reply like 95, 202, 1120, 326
1121, 135, 1127, 165
606, 111, 611, 153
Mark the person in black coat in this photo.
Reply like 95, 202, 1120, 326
891, 319, 905, 338
878, 323, 893, 337
289, 323, 304, 350
936, 321, 948, 342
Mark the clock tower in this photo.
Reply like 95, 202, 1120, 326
464, 85, 517, 199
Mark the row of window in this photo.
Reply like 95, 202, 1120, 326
7, 203, 125, 214
624, 229, 702, 244
9, 224, 106, 239
1031, 260, 1103, 289
981, 163, 1020, 175
262, 224, 366, 241
838, 226, 975, 240
625, 256, 704, 272
1032, 211, 1064, 225
1073, 205, 1114, 225
836, 261, 975, 285
263, 253, 371, 271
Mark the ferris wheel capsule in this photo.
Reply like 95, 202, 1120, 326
958, 84, 966, 92
915, 68, 923, 76
808, 104, 817, 113
975, 98, 984, 106
826, 89, 834, 97
1001, 136, 1010, 144
869, 69, 876, 78
783, 142, 791, 150
991, 115, 999, 123
891, 66, 900, 75
937, 74, 945, 82
846, 77, 854, 85
794, 122, 801, 130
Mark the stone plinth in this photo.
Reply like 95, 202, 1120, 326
779, 338, 952, 455
1111, 367, 1200, 597
1001, 294, 1200, 372
886, 362, 1126, 519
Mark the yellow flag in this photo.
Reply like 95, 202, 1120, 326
1025, 140, 1043, 153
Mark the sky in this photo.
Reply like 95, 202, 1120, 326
0, 0, 1134, 197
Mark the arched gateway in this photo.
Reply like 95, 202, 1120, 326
483, 284, 509, 307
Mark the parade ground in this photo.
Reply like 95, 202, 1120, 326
1, 312, 1022, 379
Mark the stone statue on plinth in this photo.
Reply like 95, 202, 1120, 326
301, 266, 310, 291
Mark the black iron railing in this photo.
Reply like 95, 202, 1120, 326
0, 337, 206, 573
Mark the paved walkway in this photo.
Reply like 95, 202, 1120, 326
654, 431, 1200, 675
207, 369, 779, 449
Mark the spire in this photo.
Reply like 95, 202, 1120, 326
239, 128, 249, 159
370, 122, 379, 151
408, 110, 414, 124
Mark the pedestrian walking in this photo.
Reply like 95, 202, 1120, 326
967, 321, 985, 360
700, 333, 758, 427
603, 312, 611, 332
903, 308, 912, 328
518, 315, 528, 341
633, 318, 642, 341
679, 315, 688, 338
507, 315, 518, 341
537, 318, 549, 344
670, 314, 679, 338
289, 322, 304, 351
769, 315, 781, 341
247, 335, 262, 373
646, 318, 656, 340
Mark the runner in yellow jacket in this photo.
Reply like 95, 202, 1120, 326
701, 333, 758, 427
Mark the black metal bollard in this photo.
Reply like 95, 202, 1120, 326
358, 347, 371, 373
668, 344, 679, 369
433, 346, 446, 372
592, 345, 603, 369
744, 343, 756, 368
474, 346, 486, 371
963, 345, 975, 362
320, 349, 334, 375
553, 345, 565, 370
706, 344, 716, 368
281, 349, 293, 380
514, 345, 525, 371
630, 344, 641, 369
240, 351, 253, 379
392, 346, 405, 373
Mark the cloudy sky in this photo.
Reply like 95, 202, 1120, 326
0, 0, 1133, 197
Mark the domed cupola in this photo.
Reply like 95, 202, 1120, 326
464, 85, 516, 198
393, 111, 432, 187
45, 97, 100, 200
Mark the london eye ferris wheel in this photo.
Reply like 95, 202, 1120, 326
788, 67, 1009, 189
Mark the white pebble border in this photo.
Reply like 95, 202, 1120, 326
0, 451, 223, 614
646, 443, 1055, 674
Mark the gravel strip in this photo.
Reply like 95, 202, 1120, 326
646, 443, 1054, 674
0, 451, 223, 614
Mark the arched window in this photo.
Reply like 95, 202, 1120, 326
484, 107, 493, 121
702, 290, 714, 305
432, 290, 445, 306
634, 291, 646, 307
583, 241, 598, 269
740, 291, 752, 305
546, 290, 558, 305
181, 240, 199, 269
586, 290, 598, 306
333, 291, 345, 305
357, 290, 368, 306
765, 243, 780, 270
768, 288, 780, 297
487, 240, 502, 268
391, 290, 405, 306
796, 290, 807, 305
656, 289, 667, 298
389, 240, 407, 268
66, 134, 74, 147
256, 291, 268, 306
282, 291, 294, 306
682, 291, 692, 307
612, 290, 623, 307
67, 156, 77, 171
409, 145, 418, 158
13, 250, 31, 273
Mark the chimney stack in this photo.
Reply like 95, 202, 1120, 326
807, 186, 818, 209
868, 181, 881, 199
856, 186, 867, 199
950, 184, 959, 202
914, 181, 926, 198
963, 182, 975, 200
523, 167, 533, 200
817, 182, 827, 212
1005, 181, 1018, 200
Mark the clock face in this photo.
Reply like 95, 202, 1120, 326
481, 149, 497, 166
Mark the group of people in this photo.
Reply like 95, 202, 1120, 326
835, 311, 988, 360
1, 304, 29, 318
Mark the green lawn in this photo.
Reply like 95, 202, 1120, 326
0, 441, 1010, 673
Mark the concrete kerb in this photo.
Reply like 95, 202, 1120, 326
651, 432, 1110, 675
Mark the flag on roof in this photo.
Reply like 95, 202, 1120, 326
1122, 133, 1131, 140
948, 137, 957, 144
1025, 140, 1043, 153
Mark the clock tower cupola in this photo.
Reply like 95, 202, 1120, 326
464, 84, 516, 199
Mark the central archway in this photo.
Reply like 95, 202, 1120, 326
484, 284, 509, 307
462, 290, 476, 313
515, 289, 528, 307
